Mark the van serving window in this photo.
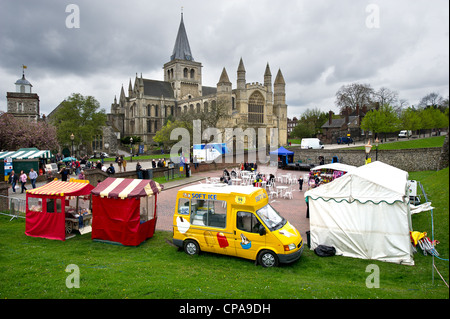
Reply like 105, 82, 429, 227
190, 199, 227, 229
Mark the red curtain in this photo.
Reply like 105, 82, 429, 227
25, 210, 66, 241
92, 196, 156, 246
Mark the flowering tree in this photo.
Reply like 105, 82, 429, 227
0, 112, 59, 151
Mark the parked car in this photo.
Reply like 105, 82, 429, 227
336, 136, 353, 144
90, 152, 110, 159
398, 130, 412, 138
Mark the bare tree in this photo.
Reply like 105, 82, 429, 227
418, 92, 444, 109
335, 83, 374, 114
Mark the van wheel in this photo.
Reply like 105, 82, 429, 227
258, 250, 279, 267
184, 240, 200, 256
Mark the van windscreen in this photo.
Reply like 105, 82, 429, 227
256, 204, 286, 231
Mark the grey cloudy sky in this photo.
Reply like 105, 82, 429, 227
0, 0, 448, 118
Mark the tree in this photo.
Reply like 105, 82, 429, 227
400, 107, 421, 138
153, 120, 193, 152
360, 104, 401, 141
0, 112, 59, 151
418, 92, 444, 109
335, 83, 374, 114
50, 93, 106, 154
290, 121, 316, 139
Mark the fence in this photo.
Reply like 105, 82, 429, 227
0, 195, 26, 220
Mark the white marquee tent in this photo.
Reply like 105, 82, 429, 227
305, 161, 414, 265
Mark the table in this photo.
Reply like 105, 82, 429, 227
276, 185, 288, 197
281, 175, 290, 184
231, 178, 242, 185
210, 177, 220, 184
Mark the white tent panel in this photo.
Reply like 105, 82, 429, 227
306, 161, 414, 265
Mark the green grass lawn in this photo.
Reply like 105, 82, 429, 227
0, 168, 448, 299
349, 136, 446, 150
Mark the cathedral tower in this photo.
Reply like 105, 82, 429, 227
163, 13, 202, 100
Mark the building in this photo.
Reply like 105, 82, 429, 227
6, 69, 40, 122
108, 13, 288, 151
320, 106, 367, 144
287, 117, 298, 137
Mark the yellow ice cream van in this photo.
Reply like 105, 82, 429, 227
172, 184, 304, 267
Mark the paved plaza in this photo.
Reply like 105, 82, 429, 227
7, 162, 311, 239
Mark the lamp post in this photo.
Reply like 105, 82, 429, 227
70, 133, 74, 157
364, 139, 372, 164
374, 137, 379, 161
130, 137, 133, 163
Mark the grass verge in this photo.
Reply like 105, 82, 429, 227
0, 169, 448, 299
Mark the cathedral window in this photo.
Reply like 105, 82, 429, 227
147, 120, 152, 133
248, 91, 264, 123
184, 68, 188, 78
154, 105, 159, 117
190, 69, 195, 79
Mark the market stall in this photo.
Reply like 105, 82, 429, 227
269, 146, 294, 168
305, 161, 414, 265
308, 163, 356, 188
25, 180, 94, 241
91, 177, 163, 246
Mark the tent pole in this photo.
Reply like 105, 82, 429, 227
419, 181, 434, 285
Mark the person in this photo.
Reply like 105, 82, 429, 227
29, 168, 38, 189
20, 170, 28, 193
193, 155, 198, 169
78, 170, 86, 180
59, 166, 69, 181
122, 157, 127, 172
106, 163, 115, 175
117, 156, 123, 172
8, 170, 18, 193
298, 176, 303, 191
96, 160, 102, 170
136, 162, 143, 179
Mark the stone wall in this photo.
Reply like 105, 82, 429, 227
290, 147, 442, 172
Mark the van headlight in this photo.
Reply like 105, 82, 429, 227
284, 243, 296, 251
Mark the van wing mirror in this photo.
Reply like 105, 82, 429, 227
258, 224, 266, 236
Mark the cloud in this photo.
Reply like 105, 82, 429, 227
0, 0, 448, 118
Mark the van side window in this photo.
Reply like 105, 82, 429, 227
237, 211, 261, 233
178, 198, 190, 215
190, 199, 227, 228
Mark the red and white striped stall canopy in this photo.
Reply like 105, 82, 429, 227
27, 180, 94, 197
91, 177, 163, 199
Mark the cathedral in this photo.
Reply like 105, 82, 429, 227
108, 13, 288, 151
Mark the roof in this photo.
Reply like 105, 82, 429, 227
311, 163, 356, 172
269, 146, 294, 155
171, 13, 194, 61
91, 177, 163, 199
143, 79, 175, 98
305, 161, 409, 204
0, 148, 53, 160
180, 184, 262, 196
27, 180, 94, 197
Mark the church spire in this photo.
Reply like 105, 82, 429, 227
171, 11, 194, 61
